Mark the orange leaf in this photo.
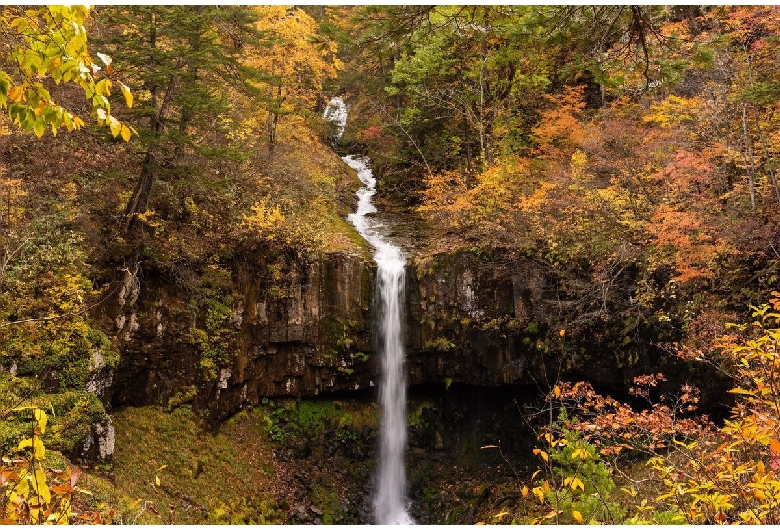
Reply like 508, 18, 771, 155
770, 439, 780, 471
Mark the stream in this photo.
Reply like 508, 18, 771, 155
325, 97, 414, 525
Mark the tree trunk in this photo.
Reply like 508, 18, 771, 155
741, 103, 757, 210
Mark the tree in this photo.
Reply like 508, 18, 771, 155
0, 6, 133, 138
94, 6, 264, 231
247, 6, 341, 150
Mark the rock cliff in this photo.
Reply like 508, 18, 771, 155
105, 251, 374, 421
103, 245, 727, 421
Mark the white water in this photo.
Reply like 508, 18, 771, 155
325, 98, 414, 525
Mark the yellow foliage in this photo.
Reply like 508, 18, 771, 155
242, 199, 286, 241
248, 6, 340, 109
643, 95, 702, 129
1, 409, 80, 524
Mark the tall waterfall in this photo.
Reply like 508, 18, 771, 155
325, 98, 414, 525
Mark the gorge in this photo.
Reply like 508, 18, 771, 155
3, 5, 779, 525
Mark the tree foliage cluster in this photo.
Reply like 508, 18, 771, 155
1, 5, 353, 522
340, 5, 780, 363
333, 6, 780, 524
500, 294, 780, 524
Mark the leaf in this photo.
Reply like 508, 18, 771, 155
770, 439, 780, 471
33, 119, 46, 138
532, 486, 545, 503
96, 52, 112, 66
35, 409, 47, 435
120, 124, 132, 141
33, 437, 46, 460
572, 510, 583, 523
34, 469, 51, 504
109, 115, 121, 137
95, 78, 112, 97
8, 85, 25, 103
119, 82, 133, 108
155, 475, 160, 487
533, 448, 549, 463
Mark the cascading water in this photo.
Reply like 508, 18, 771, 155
325, 97, 414, 525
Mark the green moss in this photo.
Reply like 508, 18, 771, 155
110, 406, 279, 525
424, 337, 456, 352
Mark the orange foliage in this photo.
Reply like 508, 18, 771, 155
531, 86, 587, 160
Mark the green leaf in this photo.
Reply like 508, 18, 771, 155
33, 118, 46, 138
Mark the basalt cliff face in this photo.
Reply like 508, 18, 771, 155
102, 246, 727, 421
104, 251, 374, 421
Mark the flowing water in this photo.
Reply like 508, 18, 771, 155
325, 98, 414, 525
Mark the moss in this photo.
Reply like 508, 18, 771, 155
424, 337, 456, 352
0, 373, 109, 457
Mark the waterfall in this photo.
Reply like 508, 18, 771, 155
325, 98, 414, 525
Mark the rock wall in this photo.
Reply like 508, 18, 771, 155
105, 251, 375, 421
407, 249, 549, 387
405, 248, 730, 413
104, 245, 728, 421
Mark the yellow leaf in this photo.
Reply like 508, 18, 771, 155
120, 81, 133, 108
9, 85, 25, 103
554, 385, 561, 397
533, 448, 549, 463
155, 475, 160, 487
571, 477, 585, 491
572, 510, 583, 523
33, 437, 45, 460
109, 115, 121, 137
532, 486, 545, 503
522, 485, 529, 498
34, 469, 51, 504
120, 124, 132, 141
34, 409, 47, 435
